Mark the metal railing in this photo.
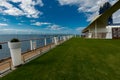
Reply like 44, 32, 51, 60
0, 35, 73, 76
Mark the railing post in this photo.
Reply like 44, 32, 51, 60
52, 37, 54, 43
30, 40, 36, 50
63, 36, 66, 41
67, 36, 69, 40
67, 35, 69, 40
54, 37, 58, 45
44, 38, 47, 46
68, 35, 70, 39
60, 36, 62, 41
30, 40, 33, 50
33, 40, 36, 50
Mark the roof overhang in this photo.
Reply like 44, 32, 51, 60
82, 0, 120, 33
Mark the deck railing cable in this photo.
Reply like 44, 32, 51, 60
0, 35, 73, 76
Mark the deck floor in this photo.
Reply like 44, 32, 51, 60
0, 43, 55, 74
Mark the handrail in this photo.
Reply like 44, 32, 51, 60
0, 35, 72, 76
0, 42, 8, 45
0, 37, 54, 44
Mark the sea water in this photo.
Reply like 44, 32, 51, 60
0, 34, 57, 60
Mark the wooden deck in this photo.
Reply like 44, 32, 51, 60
0, 42, 57, 76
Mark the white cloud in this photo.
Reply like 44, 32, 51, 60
0, 23, 8, 27
32, 22, 51, 26
76, 27, 86, 31
58, 0, 80, 5
4, 7, 24, 16
58, 0, 118, 22
0, 17, 9, 22
0, 0, 43, 18
21, 20, 25, 22
46, 24, 64, 30
0, 1, 24, 16
19, 0, 43, 18
18, 23, 22, 25
1, 28, 40, 34
30, 20, 36, 22
113, 9, 120, 23
74, 27, 86, 34
35, 0, 44, 6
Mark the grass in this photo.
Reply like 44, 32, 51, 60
1, 38, 120, 80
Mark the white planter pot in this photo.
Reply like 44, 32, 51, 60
54, 37, 58, 45
8, 42, 22, 67
8, 42, 21, 49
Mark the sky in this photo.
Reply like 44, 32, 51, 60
0, 0, 119, 34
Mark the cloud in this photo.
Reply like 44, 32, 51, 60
73, 27, 86, 34
18, 23, 22, 25
30, 20, 36, 22
0, 17, 9, 22
19, 0, 43, 18
58, 0, 80, 5
0, 23, 8, 27
0, 0, 43, 18
0, 1, 24, 16
76, 27, 86, 31
46, 24, 64, 30
58, 0, 118, 22
1, 28, 40, 34
20, 21, 25, 22
113, 9, 120, 23
32, 22, 51, 26
4, 7, 24, 16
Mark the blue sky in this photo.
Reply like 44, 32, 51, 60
0, 0, 118, 34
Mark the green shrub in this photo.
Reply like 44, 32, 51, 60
10, 38, 20, 42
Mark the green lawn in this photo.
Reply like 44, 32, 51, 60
1, 38, 120, 80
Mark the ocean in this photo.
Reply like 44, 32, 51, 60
0, 34, 59, 60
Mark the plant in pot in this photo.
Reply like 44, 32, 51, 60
11, 38, 20, 42
8, 38, 22, 67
